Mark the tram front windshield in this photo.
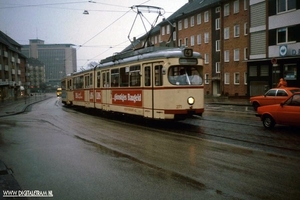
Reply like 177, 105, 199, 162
168, 66, 203, 85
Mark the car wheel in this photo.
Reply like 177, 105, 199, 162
262, 115, 275, 129
253, 102, 260, 111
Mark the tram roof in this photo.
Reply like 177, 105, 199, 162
97, 46, 202, 68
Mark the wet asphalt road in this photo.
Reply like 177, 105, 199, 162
0, 96, 300, 199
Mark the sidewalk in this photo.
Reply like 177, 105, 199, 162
0, 93, 51, 118
204, 96, 251, 106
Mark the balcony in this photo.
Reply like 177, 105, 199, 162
5, 65, 8, 71
4, 51, 8, 57
18, 70, 21, 75
12, 69, 15, 74
11, 57, 15, 62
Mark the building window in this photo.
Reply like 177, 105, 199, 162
197, 13, 201, 24
244, 72, 247, 85
244, 47, 248, 60
278, 28, 287, 43
185, 37, 188, 46
224, 27, 230, 39
205, 74, 209, 84
216, 18, 220, 30
244, 0, 248, 10
204, 11, 209, 22
216, 40, 220, 52
284, 64, 297, 80
178, 39, 182, 47
184, 18, 188, 29
178, 20, 182, 30
161, 26, 165, 35
204, 32, 209, 43
216, 62, 220, 73
197, 34, 201, 44
216, 7, 220, 13
224, 3, 230, 16
191, 35, 195, 46
260, 65, 269, 76
234, 0, 239, 13
234, 25, 240, 37
234, 73, 240, 84
224, 50, 230, 62
249, 66, 257, 76
244, 22, 248, 35
190, 16, 194, 27
234, 49, 239, 61
277, 0, 296, 13
204, 53, 209, 64
224, 73, 230, 84
166, 25, 170, 34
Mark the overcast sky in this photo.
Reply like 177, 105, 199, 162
0, 0, 187, 70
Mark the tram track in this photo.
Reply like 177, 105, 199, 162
62, 103, 300, 159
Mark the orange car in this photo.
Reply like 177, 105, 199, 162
250, 87, 300, 111
255, 92, 300, 129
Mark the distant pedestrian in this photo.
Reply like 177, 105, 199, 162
277, 78, 287, 88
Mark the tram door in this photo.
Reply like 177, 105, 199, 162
143, 62, 163, 118
143, 64, 153, 118
101, 70, 110, 111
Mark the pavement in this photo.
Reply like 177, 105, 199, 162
0, 93, 51, 118
0, 94, 253, 194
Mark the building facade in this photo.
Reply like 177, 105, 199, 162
248, 0, 300, 96
0, 31, 27, 101
27, 57, 46, 92
22, 39, 77, 88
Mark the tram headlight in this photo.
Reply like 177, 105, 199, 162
187, 96, 195, 105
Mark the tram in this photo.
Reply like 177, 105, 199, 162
61, 46, 204, 120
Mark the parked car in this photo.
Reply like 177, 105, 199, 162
255, 92, 300, 129
250, 87, 300, 111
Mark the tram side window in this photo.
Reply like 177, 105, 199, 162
111, 69, 119, 87
102, 72, 109, 87
120, 67, 129, 87
97, 71, 101, 88
89, 73, 93, 87
144, 66, 151, 86
73, 76, 83, 89
130, 65, 140, 86
155, 65, 163, 86
79, 76, 84, 88
68, 79, 72, 90
61, 80, 66, 90
84, 75, 89, 88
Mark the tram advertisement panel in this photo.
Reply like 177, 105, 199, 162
112, 90, 142, 107
95, 90, 102, 103
89, 90, 94, 102
74, 90, 84, 101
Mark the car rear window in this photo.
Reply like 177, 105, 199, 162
277, 90, 288, 96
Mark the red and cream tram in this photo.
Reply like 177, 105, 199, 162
61, 47, 204, 120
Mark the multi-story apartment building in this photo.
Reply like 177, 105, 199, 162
131, 0, 250, 97
27, 57, 46, 92
0, 31, 27, 101
22, 39, 77, 88
248, 0, 300, 96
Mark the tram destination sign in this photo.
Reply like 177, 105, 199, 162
179, 58, 198, 65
